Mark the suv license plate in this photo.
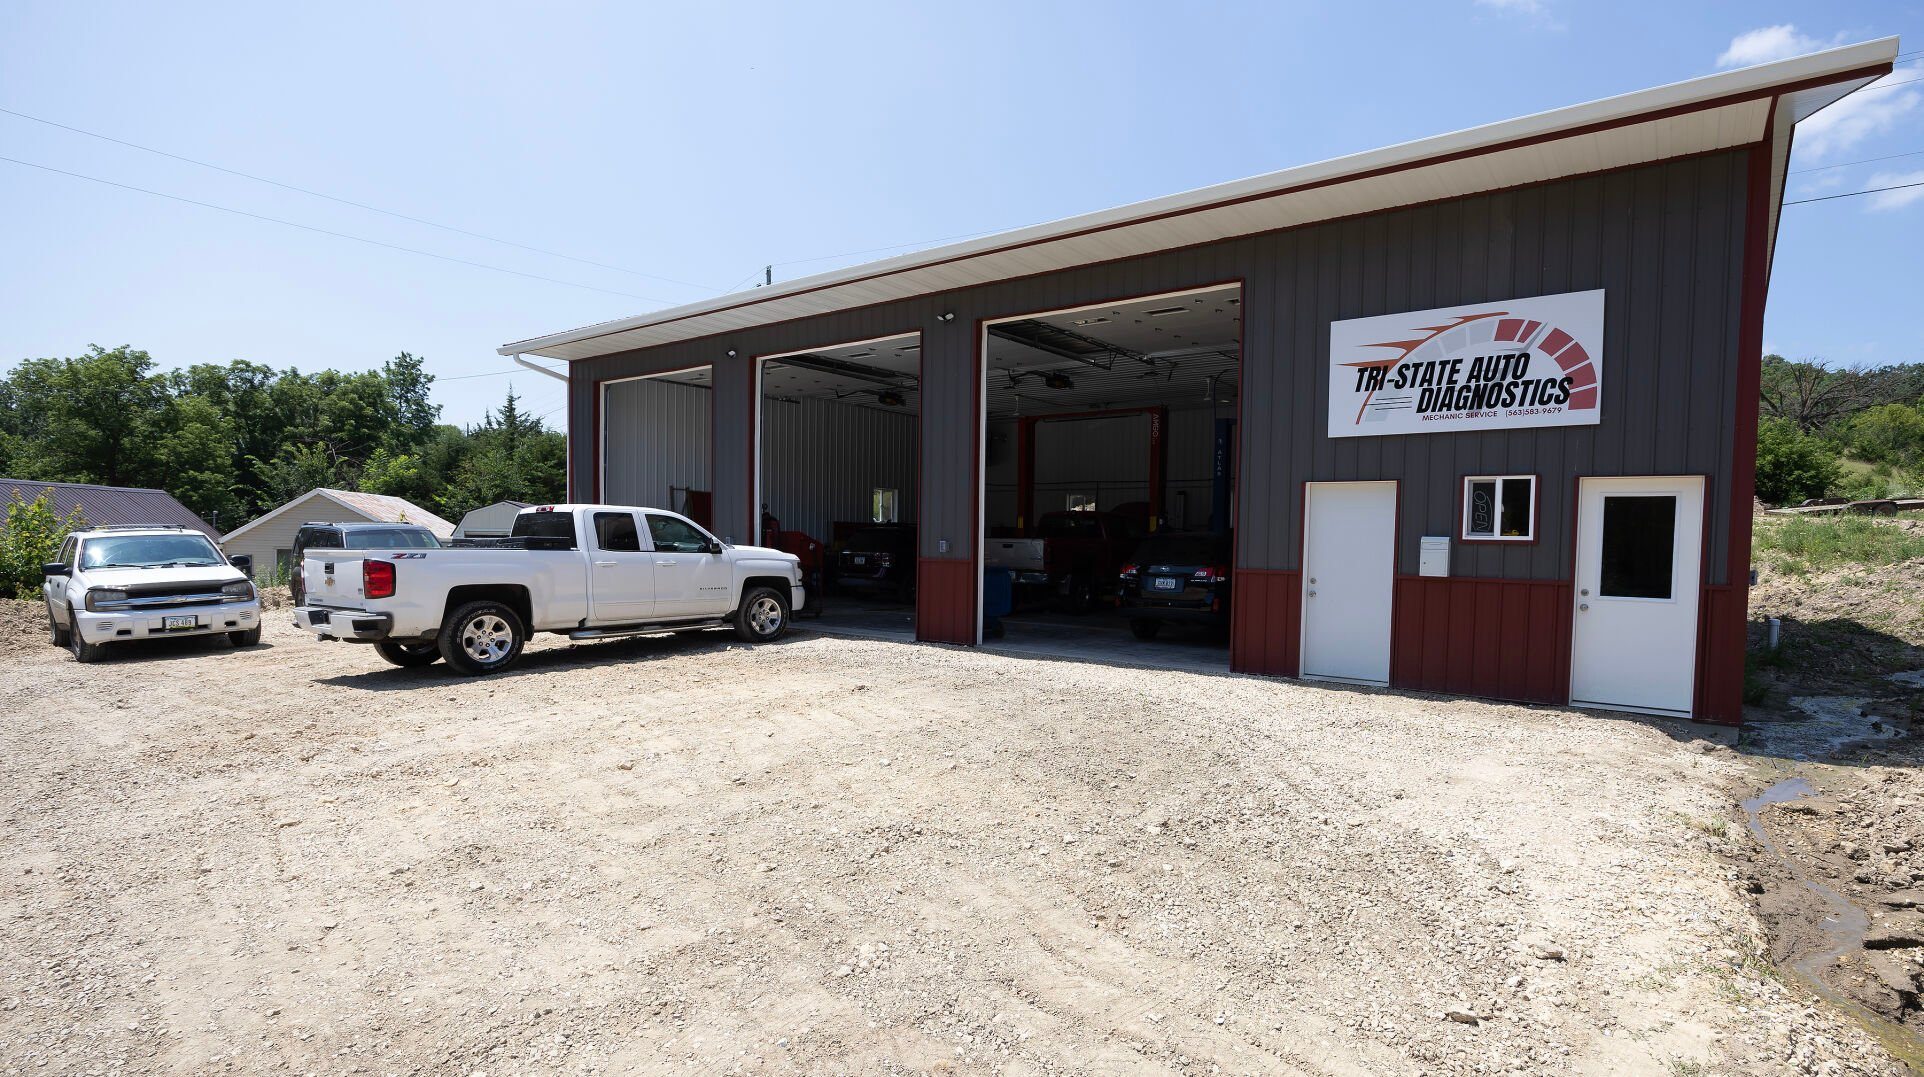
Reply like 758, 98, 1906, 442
163, 614, 198, 631
1152, 577, 1181, 591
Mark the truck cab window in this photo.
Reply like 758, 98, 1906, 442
594, 512, 642, 552
646, 514, 710, 553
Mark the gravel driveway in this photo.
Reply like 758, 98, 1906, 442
0, 607, 1900, 1074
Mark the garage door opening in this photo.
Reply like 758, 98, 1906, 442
601, 366, 715, 526
979, 284, 1241, 670
758, 333, 921, 639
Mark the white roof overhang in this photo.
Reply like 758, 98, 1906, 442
502, 37, 1897, 363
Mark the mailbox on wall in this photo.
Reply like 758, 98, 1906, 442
1419, 536, 1450, 578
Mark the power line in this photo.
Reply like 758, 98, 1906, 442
0, 105, 721, 294
0, 154, 683, 305
1784, 178, 1924, 205
1857, 76, 1924, 93
1790, 147, 1924, 174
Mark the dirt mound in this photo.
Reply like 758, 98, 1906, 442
0, 598, 46, 648
1748, 557, 1924, 696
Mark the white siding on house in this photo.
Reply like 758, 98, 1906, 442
221, 490, 379, 580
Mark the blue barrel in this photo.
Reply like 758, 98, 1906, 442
982, 567, 1014, 638
982, 567, 1014, 617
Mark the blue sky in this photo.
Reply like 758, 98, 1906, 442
1, 2, 1917, 429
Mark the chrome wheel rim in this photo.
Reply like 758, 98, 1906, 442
747, 595, 783, 636
460, 614, 514, 663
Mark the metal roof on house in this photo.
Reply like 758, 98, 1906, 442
219, 487, 457, 544
0, 478, 220, 538
500, 38, 1897, 364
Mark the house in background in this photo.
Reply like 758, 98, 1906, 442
452, 500, 529, 540
220, 488, 455, 579
1, 478, 218, 537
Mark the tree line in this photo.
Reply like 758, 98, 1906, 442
1755, 355, 1924, 506
0, 345, 565, 531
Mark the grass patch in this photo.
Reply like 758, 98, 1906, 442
1754, 515, 1924, 572
1665, 1056, 1707, 1077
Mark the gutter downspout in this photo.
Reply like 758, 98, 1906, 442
513, 353, 569, 383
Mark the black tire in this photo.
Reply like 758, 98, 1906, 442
68, 622, 108, 663
375, 639, 439, 667
47, 602, 71, 648
734, 586, 791, 643
438, 600, 526, 675
1130, 618, 1162, 641
228, 626, 263, 648
1062, 574, 1095, 615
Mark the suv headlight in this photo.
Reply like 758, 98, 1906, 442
84, 589, 129, 612
221, 580, 256, 602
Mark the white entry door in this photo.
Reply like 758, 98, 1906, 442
1570, 476, 1705, 717
1301, 481, 1397, 684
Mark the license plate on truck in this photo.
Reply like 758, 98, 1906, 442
163, 614, 198, 631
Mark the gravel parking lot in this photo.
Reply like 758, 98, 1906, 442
0, 605, 1901, 1075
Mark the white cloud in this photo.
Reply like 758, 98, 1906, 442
1716, 24, 1846, 68
1476, 0, 1543, 11
1865, 169, 1924, 211
1797, 73, 1923, 160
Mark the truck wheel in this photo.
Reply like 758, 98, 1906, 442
68, 623, 107, 663
47, 602, 71, 648
1063, 574, 1095, 615
1130, 618, 1162, 641
228, 626, 263, 648
375, 640, 439, 667
734, 586, 790, 643
439, 600, 526, 675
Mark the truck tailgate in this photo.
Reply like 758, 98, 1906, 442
984, 538, 1045, 572
302, 555, 370, 607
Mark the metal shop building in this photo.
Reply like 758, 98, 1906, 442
500, 39, 1897, 725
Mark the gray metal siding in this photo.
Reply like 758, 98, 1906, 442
760, 395, 918, 543
601, 376, 711, 514
574, 149, 1751, 586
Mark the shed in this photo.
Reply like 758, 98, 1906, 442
220, 488, 455, 579
452, 500, 530, 539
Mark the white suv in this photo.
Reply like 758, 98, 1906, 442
42, 526, 263, 662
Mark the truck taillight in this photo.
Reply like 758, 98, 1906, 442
364, 559, 396, 599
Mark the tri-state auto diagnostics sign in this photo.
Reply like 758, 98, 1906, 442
1327, 289, 1604, 438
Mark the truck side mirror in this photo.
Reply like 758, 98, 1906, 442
230, 554, 254, 575
708, 540, 725, 554
41, 562, 70, 578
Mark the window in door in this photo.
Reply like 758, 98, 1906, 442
1462, 475, 1536, 541
1066, 494, 1097, 512
872, 488, 900, 524
646, 514, 711, 553
594, 511, 642, 552
1598, 495, 1677, 599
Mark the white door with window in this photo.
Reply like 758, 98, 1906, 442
588, 510, 654, 624
1301, 481, 1397, 684
1570, 476, 1704, 717
646, 512, 734, 617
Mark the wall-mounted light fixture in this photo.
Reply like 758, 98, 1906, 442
726, 348, 738, 358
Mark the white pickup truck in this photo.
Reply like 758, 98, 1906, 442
291, 504, 804, 674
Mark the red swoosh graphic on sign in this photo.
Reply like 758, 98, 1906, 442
1343, 311, 1506, 425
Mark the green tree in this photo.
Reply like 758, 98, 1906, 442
0, 491, 85, 599
2, 345, 171, 486
1845, 403, 1924, 471
1754, 417, 1842, 506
